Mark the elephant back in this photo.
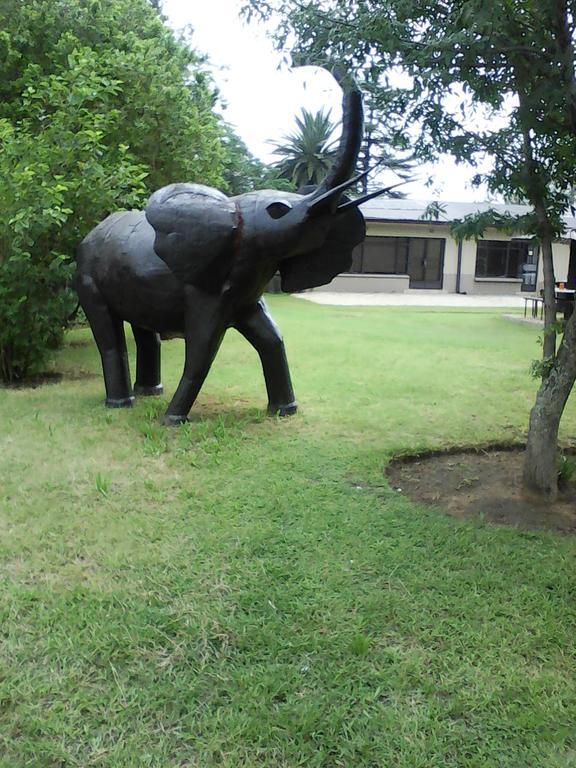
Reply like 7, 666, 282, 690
145, 183, 237, 293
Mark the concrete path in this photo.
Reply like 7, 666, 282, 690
293, 291, 527, 308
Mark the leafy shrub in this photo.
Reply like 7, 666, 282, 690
0, 50, 147, 382
0, 0, 230, 383
557, 453, 576, 489
0, 253, 75, 382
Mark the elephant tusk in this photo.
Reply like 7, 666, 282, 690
307, 170, 370, 213
336, 182, 406, 212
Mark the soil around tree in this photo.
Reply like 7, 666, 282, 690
386, 445, 576, 533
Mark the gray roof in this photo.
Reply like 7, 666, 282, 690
359, 197, 576, 233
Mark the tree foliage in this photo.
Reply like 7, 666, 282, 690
244, 0, 576, 215
0, 0, 227, 382
219, 123, 276, 195
0, 0, 226, 191
244, 0, 576, 500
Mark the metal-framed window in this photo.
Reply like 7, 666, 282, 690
350, 235, 445, 289
475, 240, 533, 278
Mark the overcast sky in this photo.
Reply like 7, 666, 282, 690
162, 0, 490, 202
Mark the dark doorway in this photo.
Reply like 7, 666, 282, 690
406, 238, 444, 289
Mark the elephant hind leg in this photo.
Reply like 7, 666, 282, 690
77, 274, 134, 407
132, 326, 163, 396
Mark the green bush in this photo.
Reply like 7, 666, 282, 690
0, 50, 147, 382
0, 0, 229, 383
0, 253, 75, 382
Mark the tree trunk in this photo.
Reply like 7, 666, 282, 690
535, 204, 557, 361
523, 309, 576, 501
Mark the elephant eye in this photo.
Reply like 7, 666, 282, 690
266, 201, 292, 219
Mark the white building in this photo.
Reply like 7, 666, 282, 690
321, 199, 576, 295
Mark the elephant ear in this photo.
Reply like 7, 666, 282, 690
145, 183, 237, 293
279, 201, 366, 293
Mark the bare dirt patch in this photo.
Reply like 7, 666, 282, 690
387, 446, 576, 533
1, 368, 100, 388
66, 337, 91, 348
2, 371, 63, 389
61, 368, 100, 381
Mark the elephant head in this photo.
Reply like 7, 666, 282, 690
145, 67, 384, 295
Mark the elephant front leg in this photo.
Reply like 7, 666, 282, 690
234, 299, 297, 416
162, 290, 227, 426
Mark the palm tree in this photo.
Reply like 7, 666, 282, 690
270, 108, 338, 188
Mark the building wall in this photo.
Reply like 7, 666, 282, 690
536, 241, 570, 287
313, 219, 572, 294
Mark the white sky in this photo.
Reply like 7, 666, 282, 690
162, 0, 490, 202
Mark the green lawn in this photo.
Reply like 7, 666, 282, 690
1, 297, 575, 767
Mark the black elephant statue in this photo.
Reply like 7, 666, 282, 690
77, 67, 382, 424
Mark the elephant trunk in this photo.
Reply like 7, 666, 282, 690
312, 67, 364, 203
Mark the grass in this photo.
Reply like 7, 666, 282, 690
1, 296, 575, 767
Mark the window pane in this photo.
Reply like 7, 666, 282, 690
347, 236, 445, 277
476, 240, 530, 278
407, 239, 426, 282
487, 245, 507, 277
427, 239, 442, 260
363, 238, 398, 273
508, 247, 522, 279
